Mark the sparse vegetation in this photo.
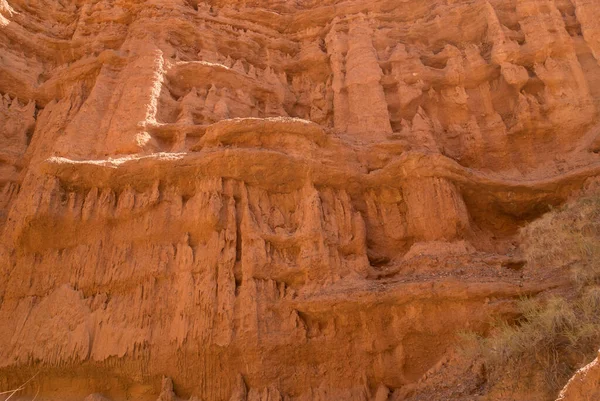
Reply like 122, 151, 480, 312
0, 373, 39, 401
521, 192, 600, 288
460, 188, 600, 397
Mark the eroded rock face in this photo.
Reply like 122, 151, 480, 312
1, 0, 600, 400
556, 350, 600, 401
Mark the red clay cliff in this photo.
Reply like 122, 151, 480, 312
1, 0, 600, 400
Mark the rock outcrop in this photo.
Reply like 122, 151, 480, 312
556, 350, 600, 401
1, 0, 600, 400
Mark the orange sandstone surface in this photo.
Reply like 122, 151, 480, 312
1, 0, 600, 400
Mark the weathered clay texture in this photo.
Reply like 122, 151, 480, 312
1, 0, 600, 400
557, 350, 600, 401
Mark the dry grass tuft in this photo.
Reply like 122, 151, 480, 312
460, 189, 600, 397
464, 291, 600, 393
521, 193, 600, 287
0, 373, 39, 401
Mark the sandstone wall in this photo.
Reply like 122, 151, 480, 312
1, 0, 600, 400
